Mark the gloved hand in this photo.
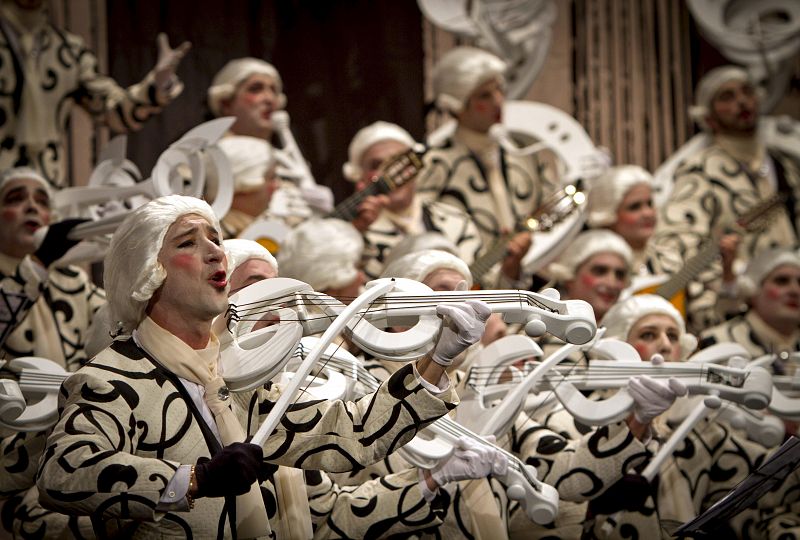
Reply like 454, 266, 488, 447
301, 184, 334, 214
627, 375, 687, 424
432, 300, 491, 367
154, 33, 191, 92
194, 442, 265, 498
430, 436, 509, 487
33, 218, 89, 268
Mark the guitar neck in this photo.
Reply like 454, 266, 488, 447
469, 231, 515, 288
328, 179, 391, 221
655, 239, 718, 300
654, 193, 785, 300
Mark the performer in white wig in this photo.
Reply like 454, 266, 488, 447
0, 166, 104, 537
207, 57, 332, 217
700, 247, 800, 365
342, 121, 416, 186
224, 237, 278, 292
575, 290, 799, 539
0, 0, 189, 188
651, 65, 800, 334
601, 294, 698, 362
548, 229, 633, 322
207, 57, 286, 139
417, 46, 547, 282
278, 218, 365, 302
37, 194, 488, 538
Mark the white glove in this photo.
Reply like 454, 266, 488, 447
432, 300, 491, 367
431, 436, 509, 487
154, 33, 191, 91
627, 375, 687, 424
301, 184, 334, 214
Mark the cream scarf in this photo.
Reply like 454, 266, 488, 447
136, 317, 272, 539
454, 126, 515, 232
0, 2, 58, 148
0, 252, 64, 366
715, 134, 770, 189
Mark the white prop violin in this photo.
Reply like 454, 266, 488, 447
0, 338, 355, 432
0, 357, 68, 432
296, 347, 560, 525
37, 118, 236, 265
217, 276, 596, 393
458, 338, 773, 438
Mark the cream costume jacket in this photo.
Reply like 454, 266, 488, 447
0, 253, 104, 515
0, 5, 182, 189
36, 338, 457, 538
700, 312, 800, 373
417, 126, 557, 248
650, 144, 800, 334
362, 199, 482, 280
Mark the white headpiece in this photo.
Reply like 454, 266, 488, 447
688, 66, 754, 131
207, 57, 286, 117
278, 218, 363, 291
548, 229, 632, 283
342, 121, 415, 182
0, 167, 52, 199
224, 238, 278, 275
433, 46, 507, 114
104, 195, 221, 334
207, 135, 276, 197
587, 165, 653, 227
738, 247, 800, 298
601, 294, 698, 359
381, 248, 472, 289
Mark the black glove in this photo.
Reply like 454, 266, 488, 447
194, 442, 264, 499
32, 218, 89, 268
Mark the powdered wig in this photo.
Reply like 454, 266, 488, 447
207, 58, 286, 117
224, 238, 278, 275
104, 195, 221, 334
206, 135, 276, 198
601, 294, 698, 359
587, 165, 654, 227
738, 247, 800, 298
278, 218, 363, 291
688, 66, 763, 131
548, 229, 633, 283
433, 46, 507, 114
381, 248, 472, 289
0, 167, 53, 200
342, 121, 415, 182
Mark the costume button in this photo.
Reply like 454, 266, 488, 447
218, 386, 230, 401
168, 491, 176, 498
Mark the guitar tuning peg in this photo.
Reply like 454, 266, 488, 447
524, 316, 547, 337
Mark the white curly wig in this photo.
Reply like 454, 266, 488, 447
207, 57, 286, 117
104, 195, 220, 334
600, 294, 698, 359
433, 46, 507, 114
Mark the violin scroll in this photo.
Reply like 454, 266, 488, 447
502, 465, 559, 524
0, 379, 25, 423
